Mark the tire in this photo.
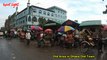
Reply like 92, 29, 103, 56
80, 43, 89, 54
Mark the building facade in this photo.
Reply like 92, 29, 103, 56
5, 15, 12, 30
8, 5, 67, 30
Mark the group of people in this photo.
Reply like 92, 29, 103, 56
4, 28, 104, 53
13, 29, 53, 47
4, 30, 17, 39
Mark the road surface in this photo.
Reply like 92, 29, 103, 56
0, 38, 106, 60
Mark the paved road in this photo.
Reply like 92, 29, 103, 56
0, 38, 107, 60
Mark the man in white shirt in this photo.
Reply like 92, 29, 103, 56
26, 31, 31, 45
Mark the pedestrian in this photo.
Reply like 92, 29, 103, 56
14, 31, 17, 38
65, 31, 74, 48
73, 29, 80, 48
19, 30, 26, 42
59, 34, 65, 47
25, 30, 31, 45
97, 30, 103, 53
30, 30, 36, 41
36, 31, 40, 47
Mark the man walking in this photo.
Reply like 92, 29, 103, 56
26, 30, 31, 45
97, 30, 103, 53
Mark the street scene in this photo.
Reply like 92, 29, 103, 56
0, 37, 106, 60
0, 0, 107, 60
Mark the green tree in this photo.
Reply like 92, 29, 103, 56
38, 17, 47, 28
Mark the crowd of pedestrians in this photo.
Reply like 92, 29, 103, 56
3, 28, 104, 53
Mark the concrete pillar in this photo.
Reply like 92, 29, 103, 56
36, 16, 39, 22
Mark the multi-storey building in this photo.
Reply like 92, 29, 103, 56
5, 15, 12, 30
7, 5, 67, 30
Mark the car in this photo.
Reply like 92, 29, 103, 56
0, 31, 4, 38
0, 31, 4, 35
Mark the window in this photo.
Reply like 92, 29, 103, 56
32, 17, 37, 22
51, 13, 54, 17
33, 11, 36, 13
55, 14, 57, 17
58, 11, 60, 13
39, 10, 42, 14
47, 12, 50, 16
28, 16, 31, 22
43, 11, 46, 15
23, 20, 25, 23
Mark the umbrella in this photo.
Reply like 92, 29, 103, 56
35, 26, 43, 30
58, 26, 75, 32
102, 25, 107, 30
45, 29, 52, 32
31, 26, 35, 30
31, 26, 43, 30
44, 29, 53, 34
62, 20, 79, 28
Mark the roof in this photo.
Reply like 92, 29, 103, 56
31, 5, 54, 12
80, 20, 101, 26
17, 5, 55, 15
48, 6, 67, 12
17, 7, 27, 15
44, 20, 61, 26
11, 12, 18, 17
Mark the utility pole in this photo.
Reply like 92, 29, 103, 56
27, 0, 31, 29
103, 5, 107, 14
27, 0, 30, 7
15, 7, 18, 30
27, 0, 30, 14
102, 0, 107, 14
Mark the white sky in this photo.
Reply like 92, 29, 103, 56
0, 0, 107, 28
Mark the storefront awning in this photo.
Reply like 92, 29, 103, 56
80, 20, 101, 26
44, 20, 61, 26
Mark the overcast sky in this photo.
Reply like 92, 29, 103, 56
0, 0, 107, 28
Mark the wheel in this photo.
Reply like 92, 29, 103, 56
80, 43, 89, 53
40, 40, 45, 47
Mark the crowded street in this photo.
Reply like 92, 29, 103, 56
1, 0, 107, 60
0, 37, 107, 60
